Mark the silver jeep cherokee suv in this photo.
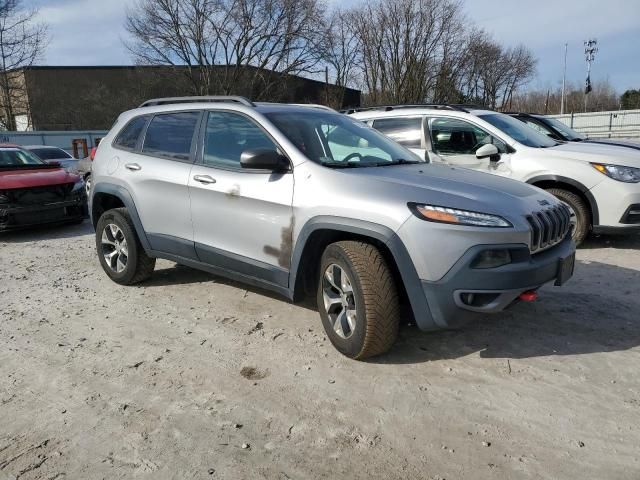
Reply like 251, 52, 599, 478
90, 97, 576, 359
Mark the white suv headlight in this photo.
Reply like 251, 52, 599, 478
592, 163, 640, 183
410, 203, 512, 227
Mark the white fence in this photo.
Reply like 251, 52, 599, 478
548, 109, 640, 139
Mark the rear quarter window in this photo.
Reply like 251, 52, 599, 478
113, 115, 149, 150
142, 112, 200, 160
371, 117, 423, 148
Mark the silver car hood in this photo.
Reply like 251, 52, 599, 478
336, 163, 554, 219
341, 163, 540, 199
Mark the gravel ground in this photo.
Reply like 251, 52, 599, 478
1, 221, 639, 480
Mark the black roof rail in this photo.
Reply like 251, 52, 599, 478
342, 104, 470, 114
449, 103, 492, 111
139, 96, 255, 108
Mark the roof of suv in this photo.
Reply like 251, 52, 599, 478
120, 97, 340, 122
347, 105, 495, 120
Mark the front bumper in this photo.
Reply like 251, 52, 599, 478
0, 198, 88, 231
590, 180, 640, 229
417, 235, 575, 329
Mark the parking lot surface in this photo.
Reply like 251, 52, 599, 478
1, 222, 639, 479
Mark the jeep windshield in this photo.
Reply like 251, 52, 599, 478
265, 111, 422, 167
479, 113, 559, 148
0, 149, 52, 169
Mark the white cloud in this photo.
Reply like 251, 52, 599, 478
35, 0, 132, 65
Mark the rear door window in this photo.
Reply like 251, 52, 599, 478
429, 117, 508, 155
372, 117, 423, 148
114, 116, 149, 150
142, 112, 200, 160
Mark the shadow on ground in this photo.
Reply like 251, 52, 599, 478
581, 232, 640, 250
374, 259, 640, 364
143, 263, 300, 305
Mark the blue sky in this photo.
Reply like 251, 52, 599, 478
31, 0, 640, 93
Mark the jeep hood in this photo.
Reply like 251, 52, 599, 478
341, 163, 545, 203
549, 142, 640, 168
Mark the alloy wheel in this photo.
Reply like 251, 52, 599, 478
101, 224, 128, 273
85, 175, 92, 196
563, 202, 578, 235
322, 264, 357, 339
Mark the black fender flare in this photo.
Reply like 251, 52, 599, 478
526, 174, 599, 225
289, 216, 438, 330
91, 183, 152, 253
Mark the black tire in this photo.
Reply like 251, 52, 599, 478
317, 241, 400, 360
545, 188, 590, 245
95, 207, 155, 285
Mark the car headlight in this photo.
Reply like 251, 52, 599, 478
409, 203, 512, 227
591, 163, 640, 183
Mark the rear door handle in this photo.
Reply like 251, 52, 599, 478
125, 163, 141, 171
193, 174, 216, 185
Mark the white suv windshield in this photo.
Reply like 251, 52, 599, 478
479, 113, 558, 148
265, 111, 422, 168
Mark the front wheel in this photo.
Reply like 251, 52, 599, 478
546, 188, 590, 245
95, 207, 155, 285
317, 241, 400, 360
84, 173, 92, 197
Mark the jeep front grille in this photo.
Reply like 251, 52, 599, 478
526, 203, 572, 252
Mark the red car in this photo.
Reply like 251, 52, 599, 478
0, 145, 88, 231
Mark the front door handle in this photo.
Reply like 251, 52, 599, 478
125, 163, 141, 171
193, 174, 216, 185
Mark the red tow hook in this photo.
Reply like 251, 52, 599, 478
519, 290, 538, 302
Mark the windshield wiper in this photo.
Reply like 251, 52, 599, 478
381, 158, 423, 166
320, 161, 362, 168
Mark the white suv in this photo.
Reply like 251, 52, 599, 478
349, 105, 640, 244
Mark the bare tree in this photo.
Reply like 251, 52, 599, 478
125, 0, 324, 99
317, 8, 360, 107
0, 0, 47, 131
353, 0, 465, 105
512, 80, 619, 114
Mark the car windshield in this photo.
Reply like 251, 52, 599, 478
264, 110, 422, 167
29, 147, 73, 160
544, 117, 586, 141
0, 149, 47, 167
479, 113, 559, 148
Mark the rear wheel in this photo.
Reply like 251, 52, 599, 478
95, 207, 155, 284
545, 188, 590, 245
317, 241, 400, 360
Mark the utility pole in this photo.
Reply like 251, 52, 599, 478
583, 39, 598, 112
560, 43, 567, 114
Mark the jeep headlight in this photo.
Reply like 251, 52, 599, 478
591, 163, 640, 183
409, 203, 512, 227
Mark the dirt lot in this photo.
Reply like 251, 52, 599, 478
1, 222, 639, 480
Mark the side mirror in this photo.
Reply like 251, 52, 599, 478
475, 144, 500, 162
47, 160, 62, 167
240, 148, 290, 171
